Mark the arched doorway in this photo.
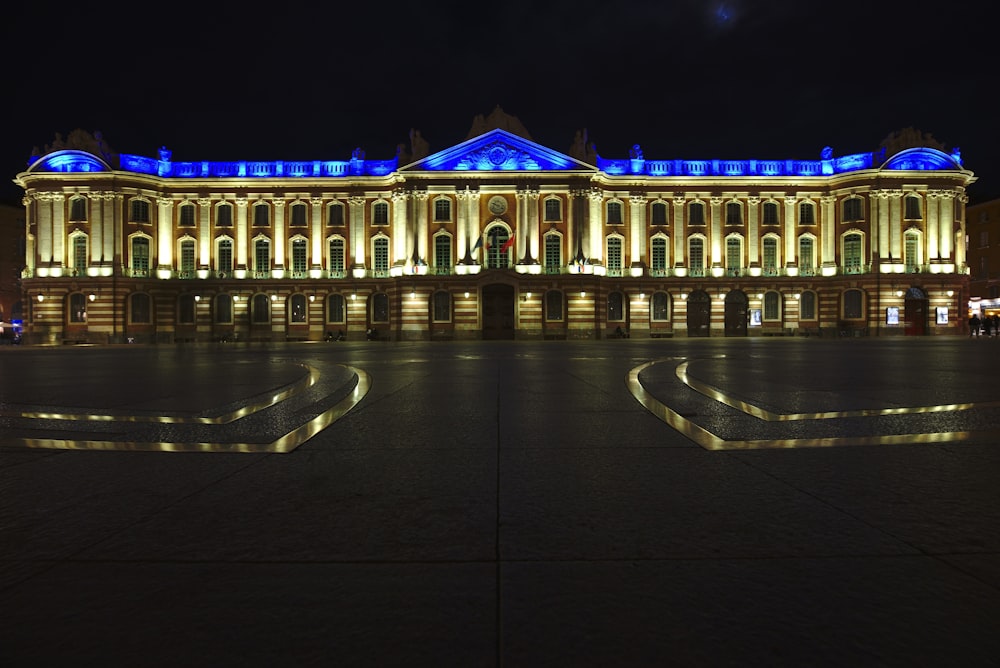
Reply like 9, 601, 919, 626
482, 283, 515, 339
686, 290, 711, 337
904, 287, 927, 336
724, 290, 748, 336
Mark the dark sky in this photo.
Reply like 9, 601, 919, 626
3, 0, 996, 204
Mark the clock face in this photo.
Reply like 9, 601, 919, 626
488, 196, 507, 215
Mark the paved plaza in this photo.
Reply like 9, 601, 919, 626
1, 338, 999, 666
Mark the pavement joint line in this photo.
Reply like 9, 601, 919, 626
0, 364, 320, 425
627, 358, 992, 450
3, 365, 371, 454
676, 357, 999, 420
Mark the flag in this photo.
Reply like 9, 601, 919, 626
472, 236, 483, 251
500, 236, 515, 253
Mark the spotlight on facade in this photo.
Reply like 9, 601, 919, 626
194, 295, 201, 302
464, 291, 470, 298
271, 294, 278, 301
37, 294, 44, 302
88, 293, 96, 302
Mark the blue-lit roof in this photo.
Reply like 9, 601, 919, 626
24, 133, 966, 179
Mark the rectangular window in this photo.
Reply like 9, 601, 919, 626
130, 199, 150, 223
216, 204, 233, 227
905, 234, 919, 272
373, 202, 389, 225
607, 238, 623, 272
843, 198, 863, 222
179, 204, 196, 227
799, 202, 815, 225
254, 240, 270, 274
328, 203, 345, 226
726, 238, 741, 275
544, 198, 561, 221
70, 198, 87, 222
904, 196, 922, 220
291, 204, 308, 227
131, 238, 149, 275
607, 202, 623, 225
253, 204, 270, 227
689, 239, 704, 275
218, 240, 233, 274
798, 238, 814, 274
725, 202, 742, 226
844, 234, 863, 273
651, 202, 667, 226
689, 203, 705, 226
73, 236, 87, 273
434, 199, 451, 222
762, 202, 779, 226
373, 238, 389, 273
763, 238, 778, 275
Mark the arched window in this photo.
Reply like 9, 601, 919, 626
651, 292, 669, 321
291, 238, 308, 276
129, 198, 150, 223
904, 195, 922, 220
217, 238, 233, 275
762, 236, 779, 275
726, 237, 742, 276
904, 231, 920, 272
650, 236, 668, 275
68, 293, 87, 323
843, 233, 863, 273
434, 234, 452, 273
545, 290, 563, 321
843, 289, 864, 319
485, 226, 511, 269
799, 201, 816, 225
544, 234, 561, 273
251, 294, 270, 324
372, 237, 389, 275
432, 291, 451, 322
607, 201, 623, 225
328, 237, 345, 276
763, 291, 781, 321
179, 239, 195, 276
798, 237, 815, 275
688, 237, 705, 276
289, 294, 307, 323
253, 238, 271, 276
216, 202, 233, 227
215, 293, 233, 324
131, 237, 150, 276
799, 291, 817, 320
607, 237, 623, 274
689, 201, 706, 226
842, 197, 864, 222
71, 235, 88, 275
327, 294, 345, 323
328, 202, 345, 226
762, 201, 780, 226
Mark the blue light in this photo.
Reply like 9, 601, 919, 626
413, 129, 575, 172
31, 150, 109, 173
882, 147, 960, 171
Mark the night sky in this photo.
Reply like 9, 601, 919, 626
3, 0, 996, 204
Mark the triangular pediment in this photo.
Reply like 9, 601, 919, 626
401, 129, 595, 172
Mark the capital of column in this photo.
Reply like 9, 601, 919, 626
673, 196, 686, 206
236, 197, 248, 208
589, 188, 604, 203
348, 196, 365, 207
412, 190, 429, 201
821, 195, 836, 205
747, 196, 761, 206
311, 198, 324, 207
272, 199, 286, 209
630, 194, 647, 206
710, 197, 723, 206
198, 198, 212, 208
391, 189, 409, 203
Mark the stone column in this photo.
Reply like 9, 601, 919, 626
874, 191, 889, 264
527, 187, 539, 263
348, 196, 365, 270
747, 196, 760, 267
157, 196, 173, 270
23, 196, 36, 274
955, 194, 968, 269
926, 191, 940, 264
888, 190, 903, 263
588, 188, 603, 264
784, 196, 797, 270
673, 196, 686, 272
273, 199, 286, 269
630, 193, 646, 272
392, 188, 408, 269
709, 196, 723, 270
111, 194, 123, 269
236, 197, 249, 270
311, 198, 324, 268
414, 190, 428, 264
198, 198, 212, 268
89, 193, 103, 266
820, 195, 835, 269
456, 188, 470, 263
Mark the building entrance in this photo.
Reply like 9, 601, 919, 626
724, 290, 748, 336
686, 290, 711, 337
904, 287, 927, 336
482, 284, 515, 339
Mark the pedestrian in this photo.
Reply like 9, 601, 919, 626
970, 314, 981, 337
993, 314, 999, 337
985, 316, 994, 338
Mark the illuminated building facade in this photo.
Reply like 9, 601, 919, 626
15, 120, 975, 344
966, 197, 1000, 320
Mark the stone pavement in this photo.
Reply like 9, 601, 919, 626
1, 338, 998, 666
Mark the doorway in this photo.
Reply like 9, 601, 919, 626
724, 290, 748, 336
482, 284, 515, 339
686, 290, 711, 337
